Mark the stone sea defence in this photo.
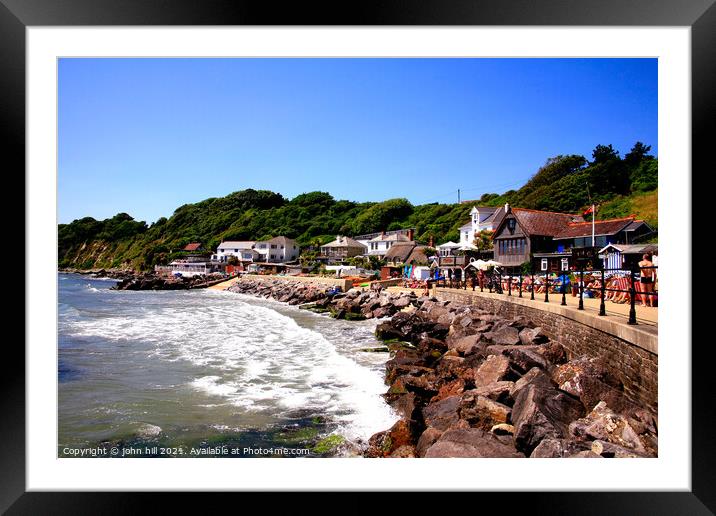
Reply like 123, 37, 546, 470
364, 298, 658, 458
111, 273, 226, 290
222, 279, 658, 458
226, 277, 420, 320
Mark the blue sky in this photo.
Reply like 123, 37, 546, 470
58, 58, 657, 224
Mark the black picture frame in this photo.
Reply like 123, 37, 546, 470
4, 0, 711, 512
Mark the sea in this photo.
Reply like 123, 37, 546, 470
58, 273, 398, 457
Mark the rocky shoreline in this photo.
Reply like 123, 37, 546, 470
59, 268, 227, 290
365, 299, 658, 458
225, 277, 658, 459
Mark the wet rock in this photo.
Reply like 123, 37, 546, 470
388, 445, 416, 458
415, 427, 443, 457
512, 383, 585, 455
387, 392, 418, 420
424, 428, 525, 458
364, 419, 416, 458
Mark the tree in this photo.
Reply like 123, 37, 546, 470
591, 144, 619, 165
624, 142, 653, 165
473, 230, 494, 251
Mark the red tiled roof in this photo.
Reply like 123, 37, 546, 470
183, 243, 202, 251
553, 217, 637, 239
509, 208, 582, 237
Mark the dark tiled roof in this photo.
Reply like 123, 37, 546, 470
384, 243, 416, 262
183, 243, 202, 251
405, 246, 431, 265
511, 208, 583, 237
553, 218, 637, 240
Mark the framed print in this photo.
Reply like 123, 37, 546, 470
3, 0, 714, 512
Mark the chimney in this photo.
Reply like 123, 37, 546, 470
408, 228, 414, 241
381, 230, 386, 238
504, 202, 511, 214
428, 235, 434, 248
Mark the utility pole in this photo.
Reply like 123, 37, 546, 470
457, 189, 461, 204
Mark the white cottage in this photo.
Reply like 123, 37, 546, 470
212, 241, 258, 263
458, 206, 505, 246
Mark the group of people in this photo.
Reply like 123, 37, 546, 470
397, 253, 658, 308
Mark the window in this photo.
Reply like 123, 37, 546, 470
270, 254, 276, 259
541, 258, 548, 271
561, 258, 569, 271
234, 249, 238, 252
595, 236, 607, 247
271, 244, 277, 249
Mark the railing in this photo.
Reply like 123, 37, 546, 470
437, 265, 658, 325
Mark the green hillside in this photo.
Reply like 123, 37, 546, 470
59, 142, 658, 271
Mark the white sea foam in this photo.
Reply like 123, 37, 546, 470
63, 288, 398, 442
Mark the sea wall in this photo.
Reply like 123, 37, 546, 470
432, 289, 657, 413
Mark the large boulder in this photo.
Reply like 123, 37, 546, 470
424, 428, 525, 458
468, 381, 514, 404
519, 327, 549, 345
473, 354, 511, 386
510, 367, 554, 400
502, 346, 550, 373
568, 401, 650, 455
446, 334, 485, 355
489, 326, 521, 346
421, 395, 462, 431
430, 379, 466, 403
512, 383, 585, 454
393, 295, 411, 308
529, 438, 591, 458
386, 392, 418, 420
552, 356, 627, 412
460, 394, 512, 431
364, 419, 416, 458
415, 427, 444, 457
435, 355, 472, 381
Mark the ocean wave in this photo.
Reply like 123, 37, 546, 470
61, 288, 398, 442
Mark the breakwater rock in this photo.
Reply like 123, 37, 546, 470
364, 299, 658, 458
112, 273, 224, 291
60, 267, 136, 280
227, 278, 423, 320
